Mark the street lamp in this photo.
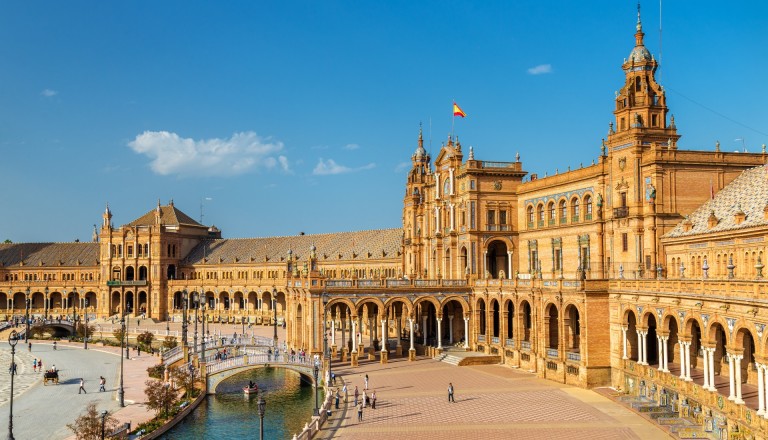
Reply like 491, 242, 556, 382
271, 288, 278, 352
313, 360, 320, 416
100, 410, 107, 440
44, 287, 49, 321
201, 303, 207, 361
322, 292, 331, 386
24, 287, 30, 343
8, 330, 19, 440
118, 316, 125, 407
125, 305, 131, 360
257, 394, 266, 440
241, 315, 246, 339
84, 298, 89, 350
192, 292, 199, 356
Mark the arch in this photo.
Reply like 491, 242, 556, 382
734, 326, 756, 386
460, 246, 468, 275
625, 309, 639, 361
708, 321, 728, 376
31, 291, 44, 310
85, 291, 98, 312
685, 318, 703, 371
520, 300, 532, 342
477, 298, 487, 336
49, 291, 63, 311
125, 266, 135, 281
564, 303, 581, 353
166, 264, 176, 280
536, 203, 545, 226
558, 199, 567, 224
544, 302, 559, 350
138, 266, 148, 281
12, 292, 25, 311
526, 205, 534, 228
138, 291, 148, 314
570, 197, 580, 222
663, 314, 679, 365
547, 201, 556, 224
441, 299, 466, 346
247, 291, 258, 311
125, 291, 134, 314
486, 240, 510, 279
111, 291, 121, 315
583, 194, 593, 220
645, 314, 659, 366
491, 299, 500, 338
504, 299, 514, 343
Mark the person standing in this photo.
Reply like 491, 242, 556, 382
354, 385, 359, 406
79, 378, 87, 394
362, 390, 368, 407
342, 384, 348, 402
33, 358, 37, 372
357, 402, 363, 422
335, 389, 340, 409
448, 382, 455, 402
371, 390, 377, 409
364, 374, 369, 390
99, 376, 106, 392
38, 359, 43, 373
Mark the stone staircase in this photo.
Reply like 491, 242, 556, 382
614, 395, 715, 439
434, 348, 501, 366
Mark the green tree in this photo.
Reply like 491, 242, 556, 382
137, 331, 155, 349
67, 402, 120, 440
75, 322, 96, 340
170, 365, 197, 398
162, 336, 178, 350
144, 379, 177, 418
112, 328, 125, 344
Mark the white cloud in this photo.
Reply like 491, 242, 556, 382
128, 131, 286, 177
343, 143, 360, 150
313, 158, 375, 176
394, 162, 410, 172
41, 89, 58, 97
527, 64, 553, 75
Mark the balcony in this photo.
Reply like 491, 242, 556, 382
106, 280, 147, 287
546, 348, 559, 358
567, 352, 581, 362
613, 206, 629, 218
521, 341, 531, 350
505, 338, 514, 347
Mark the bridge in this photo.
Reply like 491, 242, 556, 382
204, 353, 318, 394
162, 335, 276, 366
17, 319, 77, 339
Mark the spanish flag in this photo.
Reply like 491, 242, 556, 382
453, 102, 466, 118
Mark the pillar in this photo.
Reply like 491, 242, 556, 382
728, 353, 736, 401
396, 314, 403, 356
622, 326, 628, 360
641, 331, 648, 364
331, 317, 336, 346
657, 336, 664, 371
436, 317, 443, 349
408, 318, 416, 361
678, 342, 686, 379
463, 317, 469, 349
422, 315, 428, 346
708, 348, 716, 391
448, 315, 454, 345
636, 330, 643, 364
381, 319, 387, 352
351, 319, 358, 353
661, 336, 669, 372
702, 347, 710, 389
757, 363, 765, 416
684, 342, 692, 381
507, 251, 513, 279
734, 355, 744, 404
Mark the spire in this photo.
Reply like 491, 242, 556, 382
635, 2, 645, 46
418, 122, 423, 149
468, 146, 474, 160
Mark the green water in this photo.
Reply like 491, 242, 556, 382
161, 368, 322, 439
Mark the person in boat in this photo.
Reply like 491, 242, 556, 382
248, 381, 255, 389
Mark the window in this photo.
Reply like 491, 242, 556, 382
548, 202, 556, 224
499, 210, 507, 225
537, 204, 544, 222
127, 245, 133, 257
554, 249, 561, 271
584, 195, 593, 220
527, 206, 534, 227
620, 192, 627, 207
487, 210, 495, 227
651, 114, 658, 127
622, 233, 628, 252
571, 198, 580, 222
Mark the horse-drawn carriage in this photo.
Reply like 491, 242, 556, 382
43, 370, 59, 385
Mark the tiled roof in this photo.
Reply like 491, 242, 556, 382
665, 165, 768, 238
127, 203, 201, 228
183, 229, 402, 264
0, 242, 100, 268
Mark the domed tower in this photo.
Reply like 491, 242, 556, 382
402, 124, 431, 277
607, 5, 679, 150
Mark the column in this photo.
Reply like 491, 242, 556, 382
684, 342, 692, 381
409, 318, 415, 350
449, 204, 455, 231
702, 347, 710, 389
436, 317, 443, 349
757, 363, 765, 416
657, 336, 664, 371
735, 355, 744, 404
351, 319, 357, 353
396, 315, 402, 349
636, 330, 643, 364
483, 251, 487, 277
622, 327, 628, 360
678, 342, 686, 379
422, 316, 428, 346
331, 318, 336, 346
642, 332, 649, 364
381, 319, 387, 351
448, 315, 454, 345
708, 348, 717, 391
507, 251, 513, 279
662, 336, 669, 372
764, 367, 768, 419
728, 353, 736, 400
463, 317, 470, 349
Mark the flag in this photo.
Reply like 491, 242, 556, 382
453, 102, 466, 118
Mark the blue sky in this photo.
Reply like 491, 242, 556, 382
1, 1, 766, 243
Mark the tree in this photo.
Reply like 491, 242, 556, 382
170, 364, 197, 398
137, 331, 155, 349
75, 322, 96, 340
112, 328, 125, 343
67, 402, 120, 440
162, 336, 178, 350
144, 379, 177, 418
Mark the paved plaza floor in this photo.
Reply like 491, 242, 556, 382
317, 356, 673, 440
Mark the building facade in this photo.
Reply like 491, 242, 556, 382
2, 9, 768, 439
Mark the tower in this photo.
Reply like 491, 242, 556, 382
403, 125, 431, 278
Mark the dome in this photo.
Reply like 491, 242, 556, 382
414, 144, 426, 159
628, 46, 652, 63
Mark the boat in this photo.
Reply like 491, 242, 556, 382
243, 384, 259, 394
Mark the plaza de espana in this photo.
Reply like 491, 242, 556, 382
3, 12, 768, 438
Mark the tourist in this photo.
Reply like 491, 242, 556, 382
371, 390, 377, 409
354, 386, 359, 406
357, 402, 363, 422
335, 389, 340, 409
342, 384, 348, 402
79, 378, 87, 394
33, 358, 37, 372
38, 359, 43, 372
362, 390, 368, 407
99, 376, 106, 392
364, 374, 369, 390
9, 362, 17, 376
448, 382, 455, 403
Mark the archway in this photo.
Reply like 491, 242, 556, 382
486, 241, 509, 279
477, 299, 486, 336
139, 266, 148, 280
125, 266, 135, 281
125, 291, 134, 315
491, 299, 500, 339
505, 300, 514, 344
521, 301, 532, 342
564, 304, 580, 353
626, 311, 638, 361
646, 314, 658, 366
111, 291, 121, 315
442, 299, 465, 346
138, 291, 148, 315
546, 303, 559, 350
12, 292, 25, 311
710, 322, 728, 376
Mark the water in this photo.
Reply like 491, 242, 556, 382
161, 367, 323, 439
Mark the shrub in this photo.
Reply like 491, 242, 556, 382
147, 363, 165, 379
162, 336, 178, 350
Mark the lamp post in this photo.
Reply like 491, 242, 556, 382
201, 304, 207, 361
166, 312, 170, 335
8, 330, 19, 440
271, 288, 278, 352
241, 315, 246, 339
84, 299, 89, 350
118, 316, 125, 407
24, 287, 30, 343
100, 410, 107, 440
193, 293, 199, 356
44, 287, 49, 321
125, 306, 130, 360
322, 292, 331, 385
257, 394, 266, 440
313, 360, 320, 416
181, 290, 188, 362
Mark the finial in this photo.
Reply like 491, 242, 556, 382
601, 138, 606, 156
763, 144, 766, 154
468, 146, 474, 160
715, 140, 720, 152
515, 152, 520, 162
636, 2, 642, 31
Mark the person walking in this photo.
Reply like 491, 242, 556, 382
371, 390, 377, 409
357, 402, 363, 422
354, 386, 360, 406
342, 384, 348, 402
38, 359, 43, 372
79, 378, 87, 394
362, 390, 368, 407
364, 374, 369, 390
33, 358, 37, 372
99, 376, 106, 392
335, 389, 340, 409
448, 382, 455, 402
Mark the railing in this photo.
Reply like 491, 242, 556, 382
414, 280, 440, 287
480, 161, 517, 169
613, 206, 629, 218
205, 353, 315, 375
548, 219, 555, 226
441, 279, 467, 287
106, 280, 147, 286
571, 215, 580, 223
546, 348, 559, 358
567, 352, 581, 362
477, 334, 486, 342
505, 338, 514, 347
325, 280, 354, 288
559, 218, 567, 224
491, 337, 500, 344
585, 213, 593, 221
521, 341, 531, 350
386, 279, 410, 288
357, 280, 382, 288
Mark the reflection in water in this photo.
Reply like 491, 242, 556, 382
161, 367, 322, 439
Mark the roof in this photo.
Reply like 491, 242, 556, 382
127, 202, 202, 228
0, 242, 100, 268
665, 165, 768, 238
183, 228, 402, 264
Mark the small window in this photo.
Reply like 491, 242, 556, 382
559, 200, 567, 223
622, 233, 629, 252
620, 192, 628, 207
127, 246, 133, 257
499, 211, 507, 225
487, 210, 495, 226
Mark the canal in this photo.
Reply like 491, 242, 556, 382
161, 367, 323, 439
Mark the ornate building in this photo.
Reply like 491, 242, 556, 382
1, 8, 767, 438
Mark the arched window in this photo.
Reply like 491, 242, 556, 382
537, 204, 544, 227
559, 200, 567, 224
571, 198, 580, 222
584, 195, 593, 220
527, 206, 534, 228
548, 202, 555, 225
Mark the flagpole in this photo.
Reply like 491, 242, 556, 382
451, 100, 455, 139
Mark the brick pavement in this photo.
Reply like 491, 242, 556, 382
316, 357, 672, 440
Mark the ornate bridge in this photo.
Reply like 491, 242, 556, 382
204, 353, 318, 394
162, 335, 275, 366
19, 319, 77, 338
